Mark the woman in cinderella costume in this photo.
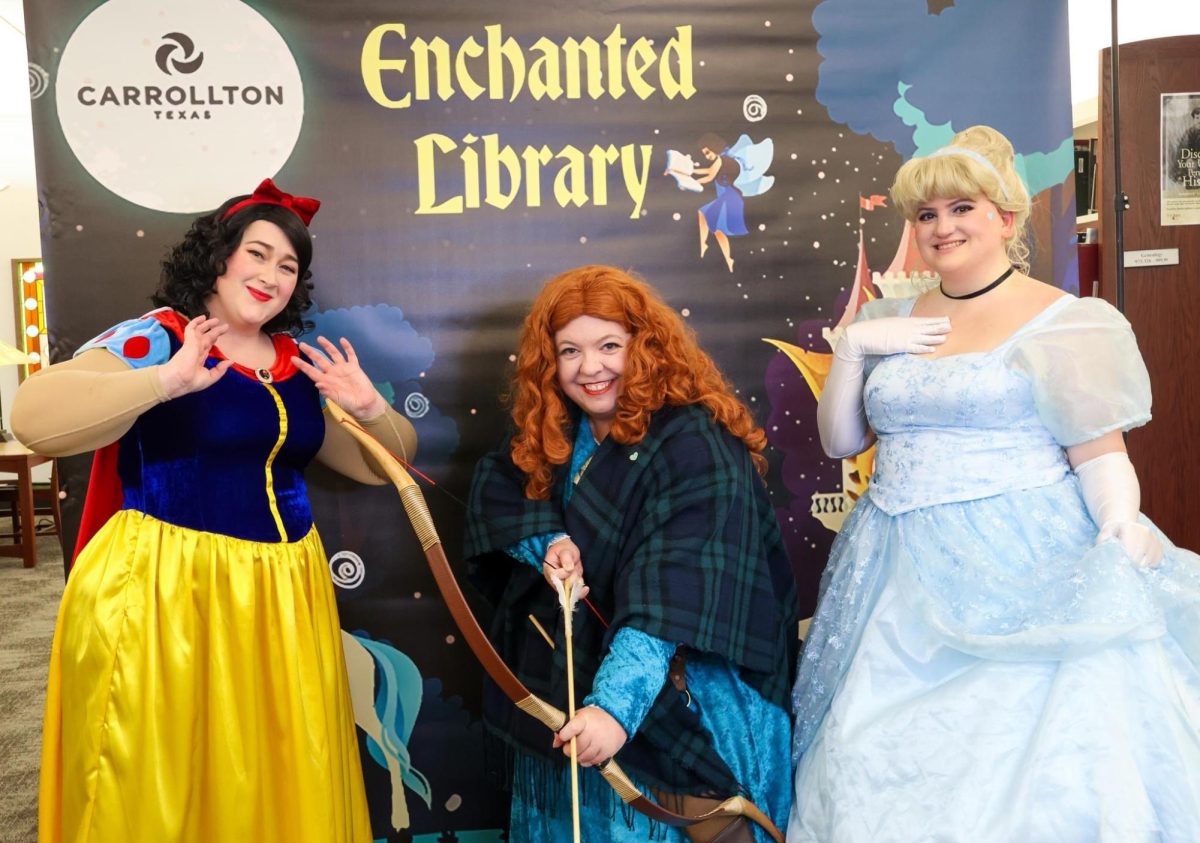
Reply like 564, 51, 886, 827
787, 125, 1200, 842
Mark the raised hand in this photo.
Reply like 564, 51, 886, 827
293, 336, 387, 420
838, 316, 952, 361
158, 315, 232, 399
543, 537, 589, 600
553, 705, 627, 766
818, 315, 950, 459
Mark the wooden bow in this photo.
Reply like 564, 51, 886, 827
327, 401, 784, 842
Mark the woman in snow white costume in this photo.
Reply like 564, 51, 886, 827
15, 180, 416, 843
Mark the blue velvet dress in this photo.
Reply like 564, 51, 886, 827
788, 296, 1200, 842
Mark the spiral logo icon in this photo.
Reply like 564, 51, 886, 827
155, 32, 204, 75
329, 550, 366, 589
404, 392, 431, 419
28, 63, 49, 99
743, 94, 767, 122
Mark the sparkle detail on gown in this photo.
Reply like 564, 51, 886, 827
788, 296, 1200, 843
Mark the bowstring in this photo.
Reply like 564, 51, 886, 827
340, 417, 610, 628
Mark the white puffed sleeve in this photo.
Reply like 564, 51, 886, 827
1005, 297, 1151, 446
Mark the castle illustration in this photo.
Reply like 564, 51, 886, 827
766, 217, 938, 534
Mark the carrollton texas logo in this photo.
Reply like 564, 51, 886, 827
75, 31, 283, 121
55, 0, 304, 213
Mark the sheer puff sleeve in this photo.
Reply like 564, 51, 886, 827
1005, 297, 1151, 447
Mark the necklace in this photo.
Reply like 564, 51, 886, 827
940, 266, 1016, 300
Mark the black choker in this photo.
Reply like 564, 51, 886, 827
940, 266, 1016, 300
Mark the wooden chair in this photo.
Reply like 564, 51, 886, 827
0, 459, 61, 540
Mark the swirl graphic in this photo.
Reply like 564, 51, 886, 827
329, 550, 366, 589
155, 32, 205, 75
28, 63, 49, 99
404, 392, 431, 419
743, 95, 767, 122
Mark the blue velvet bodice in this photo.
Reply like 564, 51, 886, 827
98, 311, 325, 543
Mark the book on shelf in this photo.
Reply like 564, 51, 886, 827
1075, 139, 1097, 217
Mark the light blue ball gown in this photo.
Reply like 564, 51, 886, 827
788, 295, 1200, 843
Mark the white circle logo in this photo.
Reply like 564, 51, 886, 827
329, 550, 366, 589
404, 392, 431, 419
55, 0, 304, 213
29, 63, 50, 99
743, 94, 767, 122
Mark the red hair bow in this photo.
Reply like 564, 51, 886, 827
222, 178, 321, 226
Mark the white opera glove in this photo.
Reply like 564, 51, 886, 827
1074, 451, 1163, 569
817, 316, 951, 458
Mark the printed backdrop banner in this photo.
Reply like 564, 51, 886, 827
23, 1, 1073, 839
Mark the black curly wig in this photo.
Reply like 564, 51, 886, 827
153, 196, 315, 336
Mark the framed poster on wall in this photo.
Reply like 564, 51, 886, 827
1161, 91, 1200, 225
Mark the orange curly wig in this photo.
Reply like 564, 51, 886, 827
510, 265, 768, 499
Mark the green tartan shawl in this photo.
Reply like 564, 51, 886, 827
466, 404, 798, 794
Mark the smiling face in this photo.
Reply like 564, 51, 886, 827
913, 196, 1014, 281
554, 314, 631, 438
206, 219, 299, 332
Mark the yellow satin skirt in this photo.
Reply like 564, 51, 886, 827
38, 510, 372, 843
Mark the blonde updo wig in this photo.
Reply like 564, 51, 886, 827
891, 125, 1032, 273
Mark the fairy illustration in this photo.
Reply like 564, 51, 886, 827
665, 132, 775, 272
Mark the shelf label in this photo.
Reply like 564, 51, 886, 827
1123, 248, 1180, 268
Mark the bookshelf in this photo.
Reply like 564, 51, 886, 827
1073, 95, 1101, 299
1074, 96, 1100, 224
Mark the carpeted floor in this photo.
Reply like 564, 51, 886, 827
0, 539, 66, 843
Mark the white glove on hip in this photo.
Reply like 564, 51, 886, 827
817, 316, 951, 458
1074, 450, 1163, 569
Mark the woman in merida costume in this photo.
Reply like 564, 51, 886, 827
466, 264, 798, 841
14, 180, 415, 843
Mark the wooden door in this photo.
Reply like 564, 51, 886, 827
1098, 35, 1200, 551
